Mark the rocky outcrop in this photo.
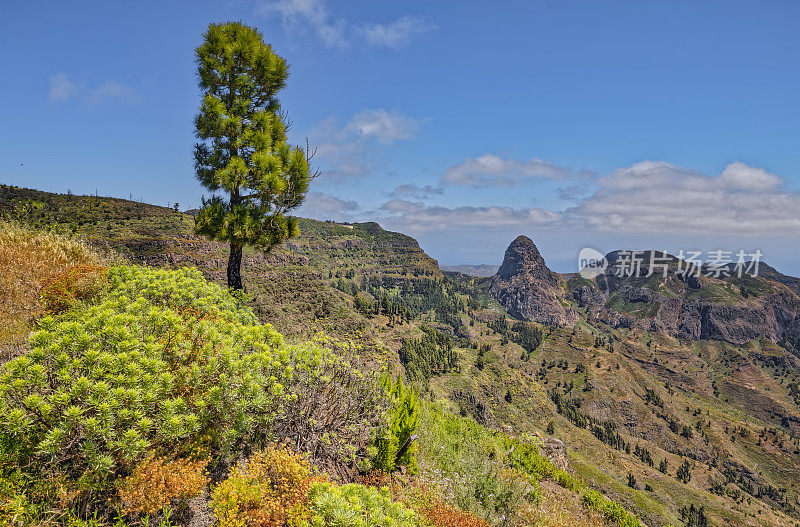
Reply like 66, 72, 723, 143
595, 291, 800, 346
540, 437, 570, 471
572, 284, 605, 308
675, 289, 800, 344
490, 236, 577, 326
597, 308, 636, 329
494, 234, 800, 347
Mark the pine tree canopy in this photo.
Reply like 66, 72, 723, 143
193, 21, 311, 288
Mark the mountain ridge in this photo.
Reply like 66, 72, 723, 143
440, 263, 500, 277
488, 234, 800, 351
4, 183, 800, 526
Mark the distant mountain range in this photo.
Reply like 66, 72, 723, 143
440, 263, 500, 277
489, 235, 800, 349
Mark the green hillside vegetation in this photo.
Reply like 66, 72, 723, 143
3, 185, 800, 526
0, 219, 642, 527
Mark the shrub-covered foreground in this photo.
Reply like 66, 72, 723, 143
2, 266, 290, 492
416, 403, 642, 527
0, 265, 400, 523
0, 261, 643, 527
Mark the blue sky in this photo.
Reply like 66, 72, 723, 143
2, 0, 799, 273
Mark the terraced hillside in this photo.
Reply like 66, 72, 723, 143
3, 183, 800, 526
0, 184, 438, 340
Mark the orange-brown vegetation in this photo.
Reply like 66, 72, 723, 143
117, 455, 209, 516
0, 221, 108, 356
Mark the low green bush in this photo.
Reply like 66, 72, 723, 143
581, 489, 642, 527
0, 266, 288, 498
506, 440, 557, 483
504, 435, 640, 526
308, 482, 417, 527
505, 435, 581, 495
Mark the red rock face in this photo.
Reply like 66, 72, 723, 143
490, 235, 578, 327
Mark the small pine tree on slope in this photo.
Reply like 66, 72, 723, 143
373, 373, 419, 473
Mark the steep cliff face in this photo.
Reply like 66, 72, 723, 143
490, 236, 577, 326
573, 252, 800, 347
674, 292, 794, 343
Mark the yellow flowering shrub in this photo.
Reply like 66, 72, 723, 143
210, 446, 319, 527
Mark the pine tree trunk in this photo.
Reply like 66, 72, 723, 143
227, 241, 243, 290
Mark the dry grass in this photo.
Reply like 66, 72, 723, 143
521, 482, 607, 527
0, 221, 108, 359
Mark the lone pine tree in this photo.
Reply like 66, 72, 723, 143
193, 21, 312, 289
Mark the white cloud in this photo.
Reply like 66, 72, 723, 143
346, 108, 423, 144
48, 73, 78, 103
359, 15, 436, 49
302, 158, 799, 269
259, 0, 347, 48
87, 80, 141, 105
567, 161, 800, 234
311, 108, 424, 180
718, 161, 782, 191
259, 0, 434, 48
387, 183, 443, 200
443, 153, 570, 187
379, 199, 563, 232
356, 159, 800, 270
380, 160, 800, 239
298, 191, 358, 220
48, 74, 140, 105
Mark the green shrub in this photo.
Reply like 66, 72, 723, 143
372, 374, 419, 474
416, 402, 529, 526
506, 440, 558, 483
505, 435, 582, 493
308, 482, 417, 527
580, 489, 642, 527
504, 436, 639, 526
0, 264, 394, 515
554, 470, 582, 493
0, 266, 292, 503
